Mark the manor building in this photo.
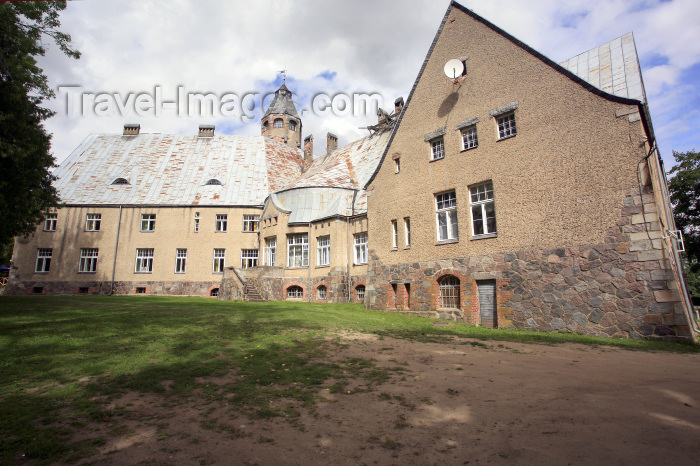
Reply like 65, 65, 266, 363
8, 2, 697, 340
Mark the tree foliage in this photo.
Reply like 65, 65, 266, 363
0, 1, 79, 244
668, 149, 700, 295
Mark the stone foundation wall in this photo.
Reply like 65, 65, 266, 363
5, 279, 222, 297
366, 187, 692, 339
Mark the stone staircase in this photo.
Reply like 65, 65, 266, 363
244, 282, 265, 302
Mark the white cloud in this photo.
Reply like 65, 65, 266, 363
37, 0, 700, 167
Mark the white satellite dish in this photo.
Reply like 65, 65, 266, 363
444, 59, 464, 79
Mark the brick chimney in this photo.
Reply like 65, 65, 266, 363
123, 123, 140, 135
394, 97, 404, 116
198, 125, 215, 137
326, 133, 338, 155
303, 135, 314, 164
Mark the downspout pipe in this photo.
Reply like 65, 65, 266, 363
307, 222, 312, 303
108, 205, 123, 296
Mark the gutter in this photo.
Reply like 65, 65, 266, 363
108, 205, 123, 296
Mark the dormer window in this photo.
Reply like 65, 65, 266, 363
205, 179, 222, 186
289, 120, 297, 131
112, 178, 130, 185
273, 118, 284, 129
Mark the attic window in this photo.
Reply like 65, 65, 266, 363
205, 179, 222, 186
112, 178, 130, 185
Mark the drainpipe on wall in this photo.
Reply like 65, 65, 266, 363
347, 218, 351, 303
108, 205, 123, 296
308, 222, 312, 303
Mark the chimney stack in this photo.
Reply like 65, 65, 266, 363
394, 97, 404, 116
326, 133, 338, 155
377, 108, 390, 127
198, 125, 215, 137
123, 123, 140, 136
303, 135, 314, 164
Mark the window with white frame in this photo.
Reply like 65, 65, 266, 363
175, 249, 187, 273
194, 218, 199, 233
289, 120, 297, 131
317, 285, 327, 300
317, 236, 330, 266
44, 213, 57, 231
461, 125, 478, 150
287, 285, 303, 299
470, 182, 497, 236
135, 248, 154, 273
243, 214, 260, 232
241, 249, 258, 269
140, 214, 156, 232
356, 284, 365, 300
404, 218, 411, 247
354, 232, 368, 264
436, 191, 458, 241
79, 248, 98, 273
264, 237, 276, 266
439, 275, 461, 309
85, 213, 101, 231
213, 249, 225, 273
391, 220, 398, 249
215, 214, 228, 232
497, 113, 516, 140
287, 234, 309, 267
273, 118, 284, 128
430, 138, 445, 160
35, 248, 52, 272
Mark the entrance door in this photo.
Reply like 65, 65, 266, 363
478, 280, 497, 328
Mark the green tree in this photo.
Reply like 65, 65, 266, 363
668, 149, 700, 296
0, 1, 79, 244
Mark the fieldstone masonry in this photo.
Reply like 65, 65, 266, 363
367, 187, 690, 339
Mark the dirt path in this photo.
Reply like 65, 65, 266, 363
78, 334, 700, 465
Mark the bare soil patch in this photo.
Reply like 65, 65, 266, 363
75, 334, 700, 465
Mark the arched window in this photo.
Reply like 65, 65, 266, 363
112, 178, 130, 185
289, 120, 297, 131
210, 287, 219, 297
355, 284, 365, 301
287, 285, 303, 299
273, 118, 284, 129
317, 285, 327, 300
205, 179, 222, 186
262, 120, 269, 131
439, 275, 460, 309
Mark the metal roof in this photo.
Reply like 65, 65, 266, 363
559, 32, 646, 103
263, 84, 300, 119
53, 133, 304, 206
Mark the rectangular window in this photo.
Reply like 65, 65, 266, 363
175, 249, 187, 273
79, 248, 98, 273
213, 248, 226, 273
44, 213, 57, 231
264, 237, 276, 266
141, 214, 156, 232
391, 220, 398, 249
497, 113, 516, 140
436, 191, 458, 242
462, 126, 478, 150
194, 218, 199, 233
85, 213, 101, 231
395, 158, 400, 173
135, 248, 154, 273
431, 138, 445, 160
317, 235, 330, 266
35, 248, 52, 273
241, 249, 258, 269
287, 234, 309, 268
470, 182, 497, 236
243, 214, 260, 232
215, 214, 228, 232
404, 217, 411, 247
354, 232, 368, 265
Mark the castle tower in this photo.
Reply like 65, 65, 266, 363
261, 83, 302, 148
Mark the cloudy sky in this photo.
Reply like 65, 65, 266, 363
38, 0, 700, 169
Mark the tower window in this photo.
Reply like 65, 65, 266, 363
273, 118, 284, 129
289, 120, 297, 131
262, 120, 269, 131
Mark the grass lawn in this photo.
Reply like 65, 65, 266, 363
0, 295, 697, 463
